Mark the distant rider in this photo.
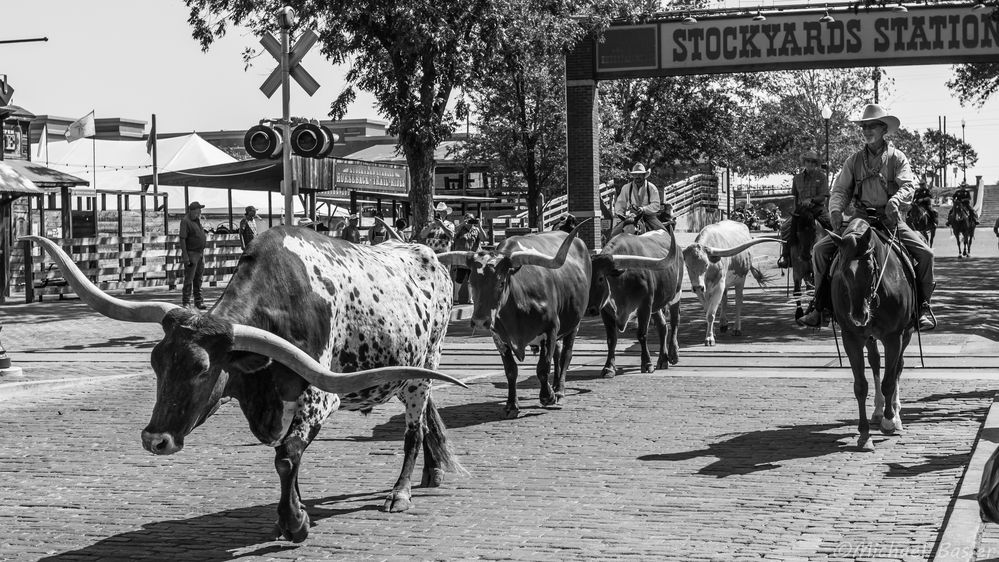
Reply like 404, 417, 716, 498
777, 151, 830, 269
610, 162, 665, 238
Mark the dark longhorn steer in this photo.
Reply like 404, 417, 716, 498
586, 229, 683, 377
437, 225, 590, 418
24, 229, 466, 543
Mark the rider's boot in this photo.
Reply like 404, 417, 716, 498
918, 302, 936, 330
796, 277, 831, 328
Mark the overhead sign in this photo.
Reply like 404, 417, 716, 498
595, 5, 999, 78
260, 29, 320, 97
334, 162, 408, 195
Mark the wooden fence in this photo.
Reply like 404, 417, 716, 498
10, 234, 243, 302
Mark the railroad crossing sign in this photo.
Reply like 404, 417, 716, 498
259, 28, 320, 98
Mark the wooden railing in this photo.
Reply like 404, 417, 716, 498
12, 234, 243, 302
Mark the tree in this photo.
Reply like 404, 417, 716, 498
921, 129, 978, 186
185, 0, 508, 231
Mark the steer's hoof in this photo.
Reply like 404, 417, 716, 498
732, 329, 742, 336
656, 358, 669, 370
857, 433, 875, 452
880, 416, 903, 435
503, 407, 520, 419
383, 491, 413, 513
641, 362, 654, 373
421, 467, 445, 487
719, 324, 728, 333
540, 395, 557, 408
705, 338, 716, 347
278, 510, 311, 543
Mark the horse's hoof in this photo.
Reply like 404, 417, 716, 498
668, 350, 679, 365
656, 358, 669, 370
719, 325, 728, 333
503, 407, 520, 419
382, 491, 413, 513
705, 339, 716, 347
641, 362, 654, 373
279, 510, 311, 543
601, 366, 617, 378
871, 414, 883, 427
880, 416, 903, 435
857, 434, 875, 452
539, 394, 557, 407
732, 329, 742, 336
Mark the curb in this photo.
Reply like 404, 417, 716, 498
0, 373, 145, 402
934, 392, 999, 561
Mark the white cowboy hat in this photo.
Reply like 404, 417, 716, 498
434, 202, 451, 213
629, 163, 651, 177
851, 104, 900, 134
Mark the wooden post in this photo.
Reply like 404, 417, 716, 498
163, 194, 169, 235
22, 238, 33, 304
140, 192, 147, 235
116, 193, 123, 238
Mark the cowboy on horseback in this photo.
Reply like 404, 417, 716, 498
912, 183, 938, 224
946, 183, 979, 227
777, 151, 831, 269
797, 104, 936, 331
610, 162, 667, 238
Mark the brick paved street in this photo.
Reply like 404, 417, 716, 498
0, 230, 998, 561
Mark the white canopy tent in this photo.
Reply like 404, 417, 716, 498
41, 135, 277, 212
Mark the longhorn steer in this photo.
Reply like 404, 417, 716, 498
587, 229, 683, 376
438, 226, 590, 418
25, 229, 466, 543
682, 220, 780, 346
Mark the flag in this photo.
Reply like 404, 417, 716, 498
66, 111, 95, 142
35, 124, 47, 159
145, 115, 156, 155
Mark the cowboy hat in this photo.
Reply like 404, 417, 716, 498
244, 205, 257, 214
629, 163, 651, 177
851, 104, 900, 134
800, 151, 820, 163
188, 201, 205, 210
434, 202, 451, 213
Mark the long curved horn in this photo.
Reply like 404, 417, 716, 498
20, 235, 179, 323
703, 237, 783, 259
603, 227, 679, 270
436, 250, 474, 267
374, 216, 403, 242
509, 217, 591, 269
231, 325, 467, 393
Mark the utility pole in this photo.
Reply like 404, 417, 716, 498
277, 7, 295, 227
961, 119, 967, 185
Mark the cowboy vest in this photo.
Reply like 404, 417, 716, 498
849, 144, 900, 211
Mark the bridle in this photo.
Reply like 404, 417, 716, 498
846, 224, 895, 314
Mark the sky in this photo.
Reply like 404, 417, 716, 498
3, 1, 997, 184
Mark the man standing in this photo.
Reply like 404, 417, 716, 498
797, 104, 935, 330
341, 213, 361, 243
777, 151, 829, 269
179, 201, 208, 310
238, 205, 258, 250
610, 163, 665, 238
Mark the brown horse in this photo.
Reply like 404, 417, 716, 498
828, 217, 916, 451
788, 206, 821, 320
950, 203, 975, 258
905, 203, 937, 247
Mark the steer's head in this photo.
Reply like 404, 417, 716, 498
437, 223, 585, 331
682, 244, 712, 302
586, 253, 623, 317
20, 235, 469, 457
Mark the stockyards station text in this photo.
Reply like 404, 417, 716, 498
670, 14, 999, 63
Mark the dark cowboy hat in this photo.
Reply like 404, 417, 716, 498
188, 201, 205, 210
800, 151, 820, 163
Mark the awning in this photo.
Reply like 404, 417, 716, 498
3, 158, 89, 189
0, 161, 46, 205
138, 159, 282, 191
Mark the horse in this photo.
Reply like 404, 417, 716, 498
950, 203, 975, 258
905, 203, 937, 247
827, 216, 916, 452
788, 205, 821, 320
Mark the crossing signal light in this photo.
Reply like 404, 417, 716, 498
290, 122, 336, 158
244, 125, 283, 159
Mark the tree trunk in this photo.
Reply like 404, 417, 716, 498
401, 134, 436, 234
525, 149, 540, 229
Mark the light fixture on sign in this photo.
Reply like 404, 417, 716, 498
753, 9, 766, 21
892, 2, 908, 11
682, 14, 697, 25
819, 8, 835, 23
972, 1, 987, 10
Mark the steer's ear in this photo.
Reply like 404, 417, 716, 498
228, 351, 273, 374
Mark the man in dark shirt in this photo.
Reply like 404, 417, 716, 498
238, 205, 258, 249
341, 214, 361, 243
179, 201, 208, 310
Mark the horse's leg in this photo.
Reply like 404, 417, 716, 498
880, 332, 906, 435
866, 339, 884, 427
842, 331, 874, 451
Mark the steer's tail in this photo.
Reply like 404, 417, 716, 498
751, 264, 773, 288
425, 394, 470, 477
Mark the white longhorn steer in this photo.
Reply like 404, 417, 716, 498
682, 220, 781, 346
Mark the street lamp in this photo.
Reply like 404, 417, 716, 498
821, 104, 832, 193
961, 118, 967, 185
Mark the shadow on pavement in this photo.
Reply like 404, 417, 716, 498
37, 490, 382, 561
886, 453, 970, 478
637, 422, 857, 477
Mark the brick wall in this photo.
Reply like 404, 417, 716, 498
565, 34, 601, 249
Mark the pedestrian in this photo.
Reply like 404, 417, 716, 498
238, 205, 259, 250
610, 163, 665, 238
179, 201, 208, 310
369, 212, 390, 244
796, 104, 935, 330
395, 218, 411, 241
452, 213, 487, 304
417, 203, 456, 250
431, 202, 456, 236
341, 213, 361, 243
777, 151, 830, 269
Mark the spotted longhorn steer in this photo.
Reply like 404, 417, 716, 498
25, 229, 466, 543
437, 224, 590, 418
682, 220, 781, 346
587, 228, 683, 377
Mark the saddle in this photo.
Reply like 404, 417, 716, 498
823, 217, 920, 309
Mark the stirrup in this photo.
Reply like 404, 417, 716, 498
918, 305, 937, 331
